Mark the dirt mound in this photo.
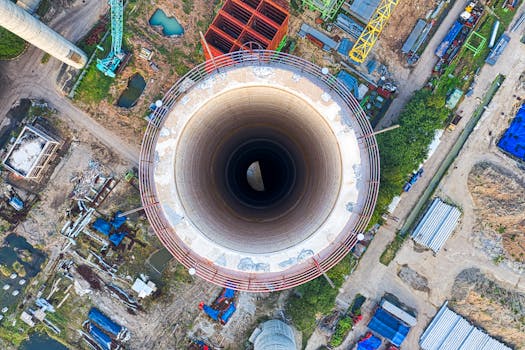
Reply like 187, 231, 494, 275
468, 162, 525, 263
451, 268, 525, 349
375, 0, 437, 72
397, 264, 429, 293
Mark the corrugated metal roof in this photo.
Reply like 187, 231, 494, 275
420, 302, 513, 350
402, 19, 426, 53
254, 320, 296, 350
380, 299, 417, 326
348, 0, 381, 23
298, 23, 339, 51
411, 198, 461, 253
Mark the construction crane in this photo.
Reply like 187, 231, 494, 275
349, 0, 399, 64
96, 0, 124, 78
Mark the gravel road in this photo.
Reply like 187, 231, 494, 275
0, 0, 139, 164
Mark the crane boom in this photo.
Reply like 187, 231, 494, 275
348, 0, 399, 63
110, 0, 123, 55
96, 0, 124, 78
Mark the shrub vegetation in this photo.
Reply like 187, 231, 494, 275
286, 255, 356, 346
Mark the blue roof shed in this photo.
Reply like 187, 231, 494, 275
92, 218, 111, 236
89, 324, 111, 350
88, 307, 123, 337
498, 103, 525, 160
367, 308, 410, 347
109, 232, 127, 247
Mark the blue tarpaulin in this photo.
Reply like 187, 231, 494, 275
89, 324, 111, 350
337, 70, 359, 98
111, 212, 127, 230
9, 197, 24, 211
202, 304, 220, 321
357, 335, 382, 350
337, 38, 353, 56
223, 288, 235, 299
109, 232, 126, 246
499, 103, 525, 160
221, 304, 236, 324
435, 21, 463, 58
92, 218, 111, 236
88, 308, 122, 337
367, 308, 410, 347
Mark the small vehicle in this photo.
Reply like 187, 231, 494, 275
403, 168, 424, 192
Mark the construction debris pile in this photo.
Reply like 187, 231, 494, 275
71, 160, 117, 204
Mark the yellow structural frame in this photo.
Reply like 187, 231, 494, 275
349, 0, 399, 63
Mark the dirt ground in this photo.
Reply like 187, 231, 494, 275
307, 6, 525, 349
374, 0, 438, 76
73, 0, 214, 146
288, 9, 341, 69
13, 126, 130, 248
468, 162, 525, 264
189, 292, 282, 349
450, 268, 525, 349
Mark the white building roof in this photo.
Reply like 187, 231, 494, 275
411, 198, 461, 253
20, 311, 35, 327
2, 125, 59, 179
387, 196, 401, 214
420, 302, 512, 350
132, 278, 156, 298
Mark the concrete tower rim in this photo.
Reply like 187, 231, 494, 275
139, 50, 380, 292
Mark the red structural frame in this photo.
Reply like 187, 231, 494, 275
139, 51, 380, 292
203, 0, 289, 60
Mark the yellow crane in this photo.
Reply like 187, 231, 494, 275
349, 0, 399, 63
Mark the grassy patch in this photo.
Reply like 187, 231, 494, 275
0, 28, 26, 60
158, 46, 194, 76
41, 53, 51, 64
329, 315, 353, 347
74, 63, 113, 104
182, 0, 194, 14
0, 317, 30, 346
286, 255, 357, 347
36, 0, 51, 18
380, 234, 406, 266
74, 31, 114, 103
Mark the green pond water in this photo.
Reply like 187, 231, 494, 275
147, 248, 173, 275
117, 73, 146, 108
19, 332, 68, 350
0, 234, 46, 314
149, 9, 184, 36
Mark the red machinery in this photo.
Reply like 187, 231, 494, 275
199, 288, 237, 325
202, 0, 289, 60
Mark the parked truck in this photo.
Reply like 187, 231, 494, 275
403, 168, 424, 192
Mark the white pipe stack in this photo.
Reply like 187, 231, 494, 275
0, 0, 87, 68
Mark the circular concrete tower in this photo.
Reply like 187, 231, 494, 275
139, 51, 379, 292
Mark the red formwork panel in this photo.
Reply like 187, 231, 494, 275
203, 0, 289, 61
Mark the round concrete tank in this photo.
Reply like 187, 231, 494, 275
139, 51, 380, 292
254, 320, 296, 350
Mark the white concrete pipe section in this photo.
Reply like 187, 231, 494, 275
0, 0, 87, 68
